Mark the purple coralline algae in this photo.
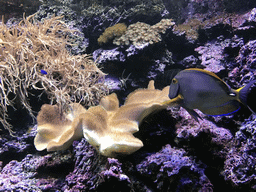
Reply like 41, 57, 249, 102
223, 115, 256, 189
136, 144, 213, 191
0, 126, 73, 191
229, 40, 256, 86
93, 48, 126, 64
125, 44, 150, 57
64, 139, 98, 191
0, 154, 60, 191
195, 38, 229, 73
175, 108, 233, 144
64, 138, 131, 191
0, 125, 37, 166
97, 158, 131, 191
174, 108, 234, 163
249, 8, 256, 22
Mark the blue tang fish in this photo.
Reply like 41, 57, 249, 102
40, 70, 47, 75
163, 68, 256, 121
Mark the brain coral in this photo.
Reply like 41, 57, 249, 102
98, 23, 127, 45
113, 19, 175, 46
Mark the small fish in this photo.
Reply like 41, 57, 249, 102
40, 69, 47, 75
163, 68, 256, 121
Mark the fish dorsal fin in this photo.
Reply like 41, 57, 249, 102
185, 68, 224, 82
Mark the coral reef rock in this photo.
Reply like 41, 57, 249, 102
136, 144, 213, 191
223, 115, 256, 190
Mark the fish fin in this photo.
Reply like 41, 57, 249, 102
185, 68, 224, 83
205, 105, 241, 117
238, 80, 256, 113
184, 107, 202, 122
200, 100, 241, 117
161, 94, 183, 107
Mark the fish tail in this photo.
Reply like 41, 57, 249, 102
237, 80, 256, 113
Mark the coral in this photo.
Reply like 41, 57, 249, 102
136, 144, 213, 191
174, 19, 201, 41
97, 158, 131, 191
173, 11, 252, 42
151, 18, 175, 34
113, 19, 175, 46
230, 40, 256, 85
0, 153, 65, 191
173, 13, 236, 42
194, 39, 230, 73
0, 14, 107, 133
0, 124, 37, 167
64, 138, 98, 191
97, 23, 127, 45
93, 48, 126, 64
34, 103, 86, 151
34, 80, 171, 157
113, 22, 157, 46
82, 93, 144, 157
223, 115, 256, 189
0, 0, 41, 21
35, 0, 169, 54
82, 80, 171, 157
64, 138, 131, 191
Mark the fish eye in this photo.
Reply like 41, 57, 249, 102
172, 78, 178, 84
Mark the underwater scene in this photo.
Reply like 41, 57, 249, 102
1, 0, 256, 191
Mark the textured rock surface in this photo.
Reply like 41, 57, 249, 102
136, 144, 213, 191
64, 138, 131, 191
223, 115, 256, 189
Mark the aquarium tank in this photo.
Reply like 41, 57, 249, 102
0, 0, 256, 191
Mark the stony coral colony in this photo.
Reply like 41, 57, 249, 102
98, 19, 175, 46
0, 14, 108, 133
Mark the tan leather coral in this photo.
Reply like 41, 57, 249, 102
34, 80, 170, 157
34, 103, 86, 151
82, 93, 144, 157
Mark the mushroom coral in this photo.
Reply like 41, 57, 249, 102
34, 81, 170, 157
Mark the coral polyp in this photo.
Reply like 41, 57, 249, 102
0, 14, 108, 133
